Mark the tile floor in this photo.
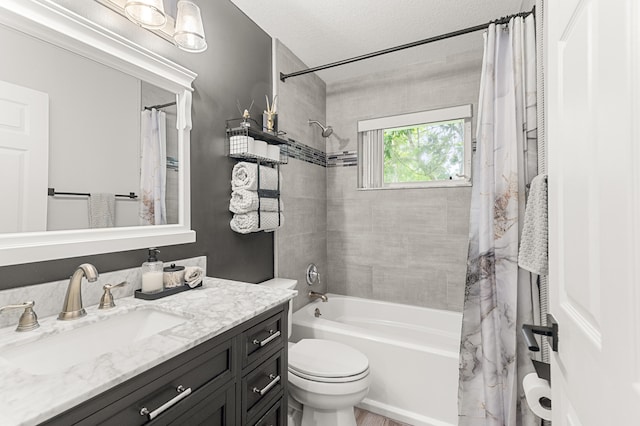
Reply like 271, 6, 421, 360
354, 408, 411, 426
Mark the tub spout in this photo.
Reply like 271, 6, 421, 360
309, 291, 328, 302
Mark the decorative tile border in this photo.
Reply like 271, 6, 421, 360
327, 151, 358, 168
284, 138, 357, 169
286, 138, 326, 167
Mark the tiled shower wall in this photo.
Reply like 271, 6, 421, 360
275, 40, 328, 311
325, 50, 483, 312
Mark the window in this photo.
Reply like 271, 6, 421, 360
357, 105, 472, 189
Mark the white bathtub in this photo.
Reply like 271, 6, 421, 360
291, 294, 462, 426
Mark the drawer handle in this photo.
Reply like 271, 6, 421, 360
140, 385, 192, 420
252, 374, 280, 396
252, 329, 281, 347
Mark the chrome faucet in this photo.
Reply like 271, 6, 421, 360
309, 291, 328, 302
58, 263, 99, 320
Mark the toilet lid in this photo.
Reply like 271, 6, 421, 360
288, 339, 369, 379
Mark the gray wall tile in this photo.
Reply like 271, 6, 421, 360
446, 268, 467, 311
372, 266, 449, 309
327, 167, 358, 200
276, 41, 327, 153
275, 42, 328, 312
325, 50, 481, 312
328, 261, 373, 299
327, 199, 372, 233
278, 233, 328, 312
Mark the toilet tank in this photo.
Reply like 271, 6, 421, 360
260, 278, 297, 338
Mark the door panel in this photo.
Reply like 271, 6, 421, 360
557, 0, 601, 334
548, 0, 640, 424
0, 79, 48, 233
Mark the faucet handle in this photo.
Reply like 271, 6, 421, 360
104, 281, 127, 291
98, 281, 127, 310
0, 301, 40, 332
306, 263, 321, 285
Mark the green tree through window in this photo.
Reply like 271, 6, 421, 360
383, 119, 464, 183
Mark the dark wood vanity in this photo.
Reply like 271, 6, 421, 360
41, 304, 288, 426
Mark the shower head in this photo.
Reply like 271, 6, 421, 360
308, 119, 333, 138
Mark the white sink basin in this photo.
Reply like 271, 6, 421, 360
1, 308, 188, 375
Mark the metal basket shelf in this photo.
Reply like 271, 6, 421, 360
226, 120, 289, 165
229, 150, 288, 165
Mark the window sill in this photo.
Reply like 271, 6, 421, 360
358, 180, 472, 191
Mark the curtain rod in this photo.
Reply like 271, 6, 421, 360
144, 101, 177, 110
279, 8, 535, 82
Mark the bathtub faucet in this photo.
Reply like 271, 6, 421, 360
309, 291, 328, 302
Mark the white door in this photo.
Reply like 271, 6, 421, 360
0, 80, 48, 233
547, 0, 640, 425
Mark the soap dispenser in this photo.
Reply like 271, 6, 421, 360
141, 248, 163, 294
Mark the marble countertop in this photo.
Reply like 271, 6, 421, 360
0, 277, 296, 426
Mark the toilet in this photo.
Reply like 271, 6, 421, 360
261, 278, 371, 426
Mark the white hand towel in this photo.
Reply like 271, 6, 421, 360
88, 193, 115, 228
230, 212, 284, 234
518, 174, 548, 275
184, 266, 203, 288
231, 162, 280, 191
229, 189, 284, 214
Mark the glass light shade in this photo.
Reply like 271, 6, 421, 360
174, 1, 207, 53
124, 0, 167, 30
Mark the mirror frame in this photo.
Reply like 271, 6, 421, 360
0, 0, 197, 266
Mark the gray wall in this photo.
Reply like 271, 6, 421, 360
0, 1, 274, 290
325, 50, 483, 311
275, 41, 328, 311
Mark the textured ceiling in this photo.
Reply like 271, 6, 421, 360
229, 0, 530, 83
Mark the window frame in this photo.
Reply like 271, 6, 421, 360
357, 104, 473, 190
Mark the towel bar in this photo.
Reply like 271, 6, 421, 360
48, 188, 138, 199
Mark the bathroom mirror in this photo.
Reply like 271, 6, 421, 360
0, 0, 196, 266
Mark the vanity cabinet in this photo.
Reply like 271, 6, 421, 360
41, 303, 288, 426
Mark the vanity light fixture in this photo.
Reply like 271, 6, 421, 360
124, 0, 167, 29
173, 1, 207, 52
121, 0, 207, 52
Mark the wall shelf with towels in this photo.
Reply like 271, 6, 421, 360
225, 118, 289, 165
47, 188, 138, 199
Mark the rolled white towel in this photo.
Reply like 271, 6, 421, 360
230, 212, 284, 234
229, 189, 284, 214
231, 162, 280, 191
184, 266, 204, 288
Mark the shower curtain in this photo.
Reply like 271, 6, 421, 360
139, 108, 167, 225
458, 16, 538, 426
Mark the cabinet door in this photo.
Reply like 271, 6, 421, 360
242, 351, 285, 423
251, 397, 285, 426
153, 381, 236, 426
42, 336, 235, 426
241, 313, 284, 369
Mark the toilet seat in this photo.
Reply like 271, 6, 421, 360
288, 339, 369, 383
289, 366, 370, 383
